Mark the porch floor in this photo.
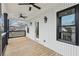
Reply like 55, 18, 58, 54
4, 37, 61, 56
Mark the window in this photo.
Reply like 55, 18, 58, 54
57, 4, 79, 46
35, 22, 39, 38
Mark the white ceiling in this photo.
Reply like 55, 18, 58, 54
6, 3, 59, 20
2, 3, 77, 20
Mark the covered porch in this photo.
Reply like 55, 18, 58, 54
4, 37, 61, 56
0, 3, 79, 56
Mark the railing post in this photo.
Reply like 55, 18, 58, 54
4, 13, 8, 45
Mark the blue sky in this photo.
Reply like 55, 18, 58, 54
0, 17, 26, 26
0, 17, 18, 25
62, 14, 75, 26
0, 17, 4, 25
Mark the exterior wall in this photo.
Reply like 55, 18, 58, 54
25, 4, 79, 56
1, 3, 79, 56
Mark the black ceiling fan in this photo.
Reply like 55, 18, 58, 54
18, 3, 41, 11
20, 13, 27, 19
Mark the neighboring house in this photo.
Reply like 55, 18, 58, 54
9, 25, 25, 31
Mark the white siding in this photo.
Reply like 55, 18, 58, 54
25, 4, 79, 56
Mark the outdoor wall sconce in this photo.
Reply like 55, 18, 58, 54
44, 16, 47, 23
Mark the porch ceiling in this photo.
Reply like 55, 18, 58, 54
2, 3, 76, 20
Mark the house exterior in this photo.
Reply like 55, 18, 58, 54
0, 3, 79, 56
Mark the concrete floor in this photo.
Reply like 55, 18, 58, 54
4, 37, 61, 56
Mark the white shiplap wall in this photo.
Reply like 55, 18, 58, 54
25, 3, 79, 56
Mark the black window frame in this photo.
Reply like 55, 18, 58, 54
57, 4, 79, 46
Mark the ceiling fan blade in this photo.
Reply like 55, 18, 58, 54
29, 7, 32, 11
18, 3, 30, 5
18, 3, 41, 10
31, 4, 41, 9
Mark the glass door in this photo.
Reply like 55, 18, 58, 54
35, 22, 39, 40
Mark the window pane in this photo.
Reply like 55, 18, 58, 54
61, 14, 75, 26
61, 26, 75, 43
0, 16, 4, 32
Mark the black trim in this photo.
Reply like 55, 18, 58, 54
27, 27, 29, 33
2, 13, 8, 53
57, 4, 79, 14
36, 22, 39, 38
57, 4, 79, 46
75, 5, 79, 45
